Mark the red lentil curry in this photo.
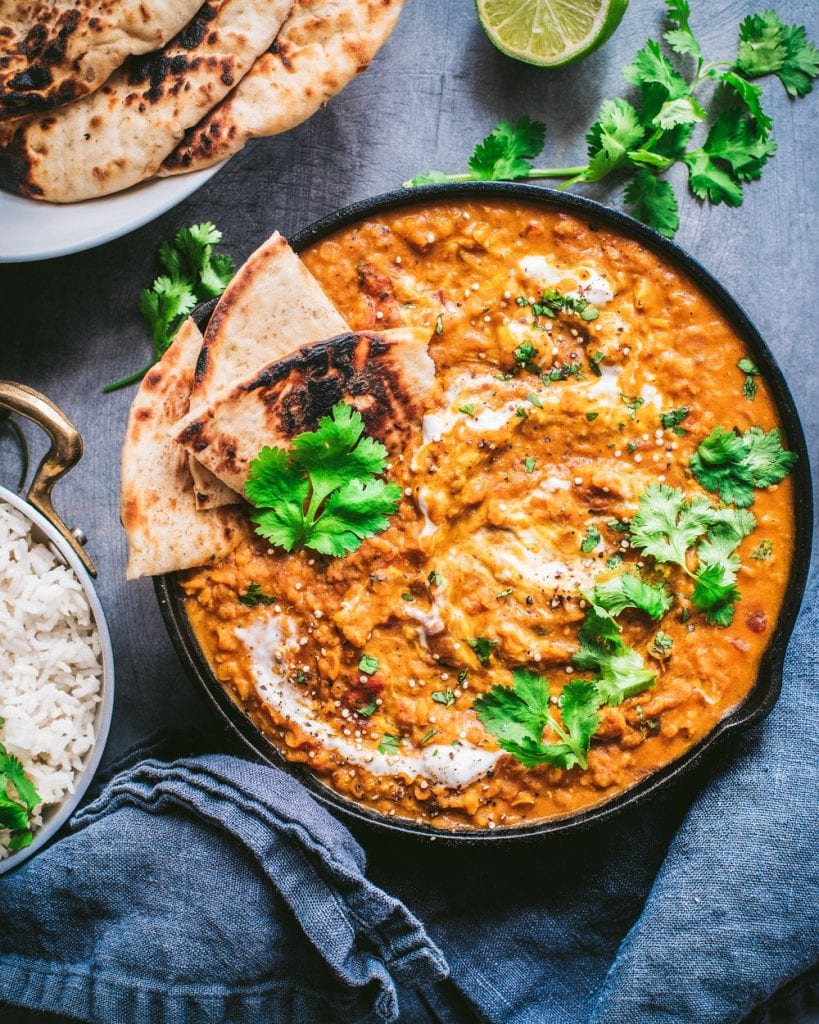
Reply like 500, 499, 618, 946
182, 200, 795, 831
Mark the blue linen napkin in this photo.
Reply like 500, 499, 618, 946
0, 579, 816, 1024
0, 745, 449, 1024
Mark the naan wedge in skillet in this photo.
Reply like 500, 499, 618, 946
187, 229, 349, 508
0, 0, 293, 201
160, 0, 405, 174
0, 0, 203, 121
121, 316, 243, 579
175, 327, 435, 496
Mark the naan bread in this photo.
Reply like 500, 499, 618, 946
174, 327, 434, 496
187, 229, 348, 507
0, 0, 293, 201
0, 0, 203, 121
121, 316, 243, 578
160, 0, 405, 175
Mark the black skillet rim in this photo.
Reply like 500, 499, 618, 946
156, 181, 813, 844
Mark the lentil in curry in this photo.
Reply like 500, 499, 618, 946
181, 199, 795, 830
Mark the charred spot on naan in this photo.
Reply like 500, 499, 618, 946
175, 327, 434, 494
245, 330, 430, 446
0, 0, 204, 121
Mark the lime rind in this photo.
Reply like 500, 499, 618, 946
476, 0, 629, 68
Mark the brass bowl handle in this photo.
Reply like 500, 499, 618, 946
0, 381, 96, 577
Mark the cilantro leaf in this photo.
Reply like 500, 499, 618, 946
691, 507, 755, 625
246, 403, 401, 557
741, 426, 798, 488
247, 446, 310, 551
0, 742, 42, 842
683, 149, 744, 206
651, 630, 674, 657
159, 222, 235, 301
359, 654, 379, 675
624, 171, 680, 237
625, 40, 690, 101
473, 670, 599, 770
138, 276, 197, 359
653, 95, 707, 130
290, 404, 388, 505
378, 734, 400, 755
663, 0, 702, 59
0, 749, 41, 812
573, 618, 656, 707
689, 427, 754, 506
580, 524, 602, 553
587, 573, 673, 621
660, 406, 690, 435
736, 11, 819, 97
466, 636, 498, 666
238, 583, 276, 607
469, 117, 546, 180
630, 483, 715, 565
308, 478, 402, 557
687, 107, 776, 191
691, 561, 741, 626
690, 425, 796, 507
584, 99, 645, 181
697, 507, 756, 564
0, 795, 29, 832
715, 71, 773, 134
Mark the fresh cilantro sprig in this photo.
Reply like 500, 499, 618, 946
0, 737, 42, 853
629, 483, 758, 625
245, 402, 402, 557
474, 669, 600, 770
104, 222, 235, 392
404, 3, 817, 237
573, 607, 657, 705
690, 425, 797, 508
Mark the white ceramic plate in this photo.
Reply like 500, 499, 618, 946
0, 162, 225, 263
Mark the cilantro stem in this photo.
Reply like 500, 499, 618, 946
102, 362, 155, 393
403, 167, 587, 188
546, 711, 588, 768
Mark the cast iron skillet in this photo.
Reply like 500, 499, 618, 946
155, 182, 813, 843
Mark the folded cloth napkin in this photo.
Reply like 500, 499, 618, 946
0, 745, 449, 1024
0, 578, 816, 1024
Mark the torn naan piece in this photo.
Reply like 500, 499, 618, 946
160, 0, 406, 175
175, 327, 434, 496
187, 229, 348, 507
0, 0, 203, 121
121, 316, 243, 578
0, 0, 293, 201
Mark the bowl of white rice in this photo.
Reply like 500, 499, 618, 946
0, 485, 113, 874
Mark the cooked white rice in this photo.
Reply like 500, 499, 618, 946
0, 500, 103, 857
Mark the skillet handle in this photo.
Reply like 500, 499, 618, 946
0, 381, 96, 577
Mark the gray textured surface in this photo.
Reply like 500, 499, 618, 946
0, 1, 817, 1020
0, 0, 817, 865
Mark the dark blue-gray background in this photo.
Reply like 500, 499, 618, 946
0, 1, 816, 1021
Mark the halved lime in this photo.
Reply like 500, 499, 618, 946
476, 0, 629, 68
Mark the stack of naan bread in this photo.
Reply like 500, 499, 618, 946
0, 0, 405, 202
120, 230, 434, 578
